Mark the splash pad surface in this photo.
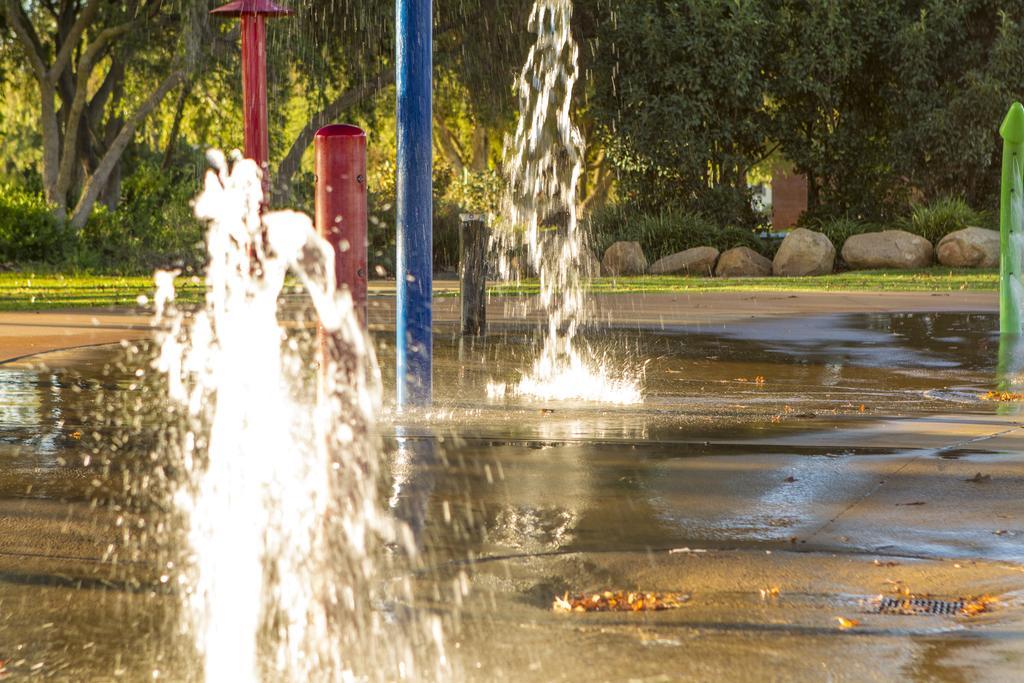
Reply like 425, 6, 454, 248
1, 311, 1022, 680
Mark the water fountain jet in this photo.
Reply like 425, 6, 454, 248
490, 0, 641, 405
155, 152, 446, 682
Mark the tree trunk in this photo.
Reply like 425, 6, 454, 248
470, 128, 489, 173
100, 159, 122, 211
39, 85, 64, 219
807, 174, 820, 211
434, 117, 466, 173
54, 23, 133, 206
162, 79, 193, 171
70, 70, 186, 231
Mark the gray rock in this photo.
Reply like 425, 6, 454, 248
772, 228, 836, 276
936, 227, 999, 269
841, 230, 933, 270
649, 246, 720, 276
601, 241, 648, 276
715, 246, 773, 278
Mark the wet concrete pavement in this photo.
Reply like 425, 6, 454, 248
0, 288, 997, 362
0, 309, 1021, 680
437, 550, 1024, 681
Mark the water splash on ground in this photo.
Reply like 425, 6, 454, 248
490, 0, 641, 405
154, 152, 445, 682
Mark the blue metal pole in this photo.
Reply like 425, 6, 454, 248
396, 0, 433, 408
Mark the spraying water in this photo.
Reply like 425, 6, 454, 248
490, 0, 641, 405
154, 152, 445, 682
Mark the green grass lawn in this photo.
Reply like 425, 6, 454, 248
0, 267, 997, 311
488, 268, 998, 296
0, 273, 206, 311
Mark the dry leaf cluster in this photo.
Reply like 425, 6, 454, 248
553, 590, 688, 613
960, 595, 998, 617
982, 391, 1024, 402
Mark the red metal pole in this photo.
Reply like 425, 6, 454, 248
315, 124, 368, 324
241, 14, 269, 197
210, 0, 292, 204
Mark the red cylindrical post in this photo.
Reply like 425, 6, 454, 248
315, 124, 368, 323
241, 14, 269, 194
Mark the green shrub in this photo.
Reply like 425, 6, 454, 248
589, 203, 767, 262
433, 201, 462, 273
77, 162, 203, 273
0, 183, 63, 263
801, 216, 880, 250
587, 203, 636, 256
900, 197, 985, 245
365, 193, 464, 278
447, 169, 502, 216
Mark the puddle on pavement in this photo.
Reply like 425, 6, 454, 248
423, 549, 1024, 681
0, 312, 1022, 680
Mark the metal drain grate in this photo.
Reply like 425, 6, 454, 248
874, 597, 965, 616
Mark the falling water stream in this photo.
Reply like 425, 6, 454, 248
154, 153, 445, 682
490, 0, 641, 405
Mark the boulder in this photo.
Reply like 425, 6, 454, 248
601, 241, 647, 276
841, 230, 933, 270
936, 227, 999, 269
649, 246, 720, 276
715, 246, 773, 278
772, 228, 836, 276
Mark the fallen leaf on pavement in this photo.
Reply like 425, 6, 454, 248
961, 595, 998, 617
835, 617, 860, 630
552, 594, 572, 611
965, 472, 991, 483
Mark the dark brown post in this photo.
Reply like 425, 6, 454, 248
459, 214, 488, 336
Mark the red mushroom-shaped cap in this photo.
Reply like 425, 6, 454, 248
210, 0, 293, 17
316, 124, 367, 139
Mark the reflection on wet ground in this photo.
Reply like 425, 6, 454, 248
0, 312, 1022, 680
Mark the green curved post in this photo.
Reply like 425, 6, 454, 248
999, 102, 1024, 335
